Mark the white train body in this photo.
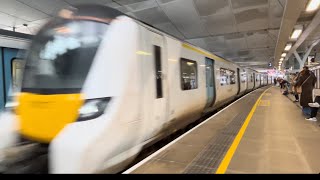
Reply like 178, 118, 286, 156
0, 5, 271, 173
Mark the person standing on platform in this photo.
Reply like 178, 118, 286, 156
306, 97, 320, 121
274, 78, 277, 86
295, 66, 317, 116
291, 72, 300, 102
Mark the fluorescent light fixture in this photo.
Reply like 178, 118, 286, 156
291, 28, 303, 40
281, 53, 287, 57
280, 58, 284, 61
306, 0, 320, 12
284, 44, 292, 51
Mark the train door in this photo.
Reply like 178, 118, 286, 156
246, 71, 249, 90
253, 73, 256, 89
204, 57, 215, 109
151, 33, 169, 134
237, 68, 241, 95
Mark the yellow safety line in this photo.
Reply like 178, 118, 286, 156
215, 87, 271, 174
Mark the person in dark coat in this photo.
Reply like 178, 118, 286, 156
295, 66, 317, 116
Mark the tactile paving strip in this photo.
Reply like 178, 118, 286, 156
183, 94, 259, 174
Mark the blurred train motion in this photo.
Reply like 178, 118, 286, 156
0, 4, 272, 173
0, 30, 31, 111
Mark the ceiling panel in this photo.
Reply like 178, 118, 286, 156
222, 50, 239, 58
160, 0, 209, 38
193, 0, 230, 16
231, 0, 268, 10
64, 0, 113, 5
124, 0, 157, 12
133, 7, 170, 25
0, 24, 9, 29
246, 31, 268, 48
0, 11, 28, 28
114, 6, 130, 13
205, 36, 227, 52
157, 0, 177, 4
269, 0, 285, 29
268, 29, 279, 47
105, 2, 121, 8
224, 33, 248, 50
14, 24, 42, 34
114, 0, 150, 5
154, 22, 185, 39
0, 0, 49, 21
28, 18, 51, 26
202, 12, 237, 35
16, 0, 69, 16
235, 7, 268, 32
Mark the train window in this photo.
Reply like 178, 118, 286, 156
220, 68, 228, 86
11, 59, 25, 94
230, 70, 236, 84
154, 45, 163, 98
181, 58, 197, 90
220, 68, 235, 86
205, 61, 214, 87
22, 20, 108, 94
241, 71, 246, 83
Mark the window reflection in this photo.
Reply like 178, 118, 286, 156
220, 68, 235, 86
181, 58, 198, 90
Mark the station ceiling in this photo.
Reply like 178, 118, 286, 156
0, 0, 319, 70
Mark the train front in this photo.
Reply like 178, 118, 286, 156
0, 5, 140, 173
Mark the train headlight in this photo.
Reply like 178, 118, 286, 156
78, 98, 111, 121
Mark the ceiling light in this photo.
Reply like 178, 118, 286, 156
291, 28, 303, 40
280, 58, 284, 61
284, 44, 292, 51
281, 53, 287, 57
306, 0, 320, 12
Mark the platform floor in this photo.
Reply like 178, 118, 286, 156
124, 86, 320, 174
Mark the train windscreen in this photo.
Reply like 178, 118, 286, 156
22, 20, 108, 94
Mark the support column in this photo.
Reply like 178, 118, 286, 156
294, 51, 304, 70
293, 41, 319, 70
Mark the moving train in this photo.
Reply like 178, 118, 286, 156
0, 4, 272, 173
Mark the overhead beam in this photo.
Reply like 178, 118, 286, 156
274, 0, 307, 65
286, 10, 320, 60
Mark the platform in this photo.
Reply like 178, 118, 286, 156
124, 86, 320, 174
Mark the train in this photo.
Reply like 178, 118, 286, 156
0, 29, 32, 111
0, 4, 273, 174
